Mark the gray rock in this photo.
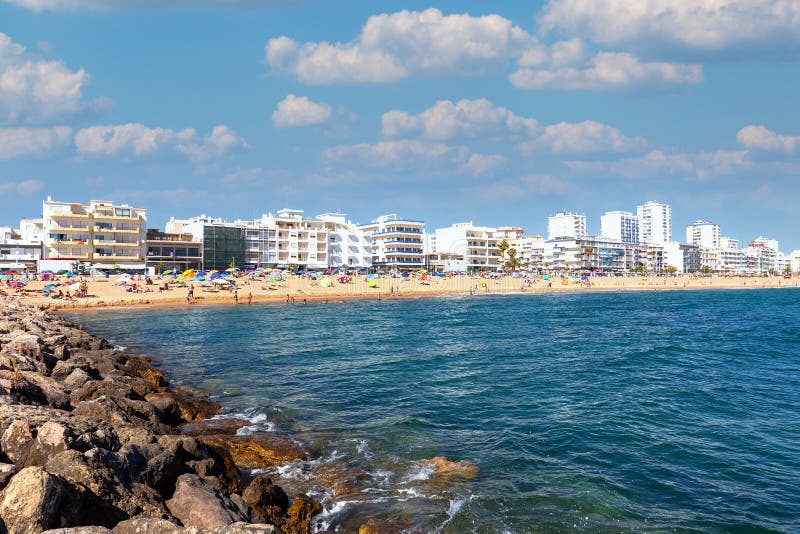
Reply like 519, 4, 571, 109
0, 461, 17, 489
0, 466, 83, 533
42, 528, 114, 534
166, 474, 248, 528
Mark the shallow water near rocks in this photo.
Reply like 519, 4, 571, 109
64, 289, 800, 533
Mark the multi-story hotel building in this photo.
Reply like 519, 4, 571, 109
433, 222, 502, 271
637, 201, 672, 245
42, 198, 147, 271
600, 211, 639, 244
547, 212, 587, 240
685, 220, 721, 249
359, 214, 424, 270
145, 229, 203, 272
317, 213, 372, 269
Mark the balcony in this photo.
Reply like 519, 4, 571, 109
94, 226, 140, 234
92, 213, 143, 222
51, 212, 90, 219
51, 223, 91, 232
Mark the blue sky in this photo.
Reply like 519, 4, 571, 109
1, 0, 799, 250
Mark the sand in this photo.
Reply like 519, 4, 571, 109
4, 273, 797, 311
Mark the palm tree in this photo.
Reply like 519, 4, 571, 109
505, 247, 521, 272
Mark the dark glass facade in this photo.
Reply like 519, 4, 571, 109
202, 225, 245, 270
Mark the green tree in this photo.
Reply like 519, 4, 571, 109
700, 265, 712, 275
504, 247, 520, 272
665, 265, 678, 275
496, 239, 510, 260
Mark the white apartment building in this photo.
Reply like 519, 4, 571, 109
244, 209, 330, 270
637, 201, 672, 245
743, 237, 779, 274
790, 250, 800, 273
510, 235, 545, 270
717, 237, 745, 273
600, 211, 639, 244
433, 222, 501, 271
543, 237, 639, 273
547, 212, 587, 240
686, 220, 720, 249
358, 214, 424, 270
43, 198, 147, 271
0, 219, 43, 271
317, 213, 372, 268
496, 227, 525, 241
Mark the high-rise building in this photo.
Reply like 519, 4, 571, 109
547, 212, 587, 240
600, 211, 639, 243
42, 198, 147, 271
685, 220, 720, 249
637, 201, 672, 245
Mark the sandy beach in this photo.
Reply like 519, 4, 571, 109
4, 273, 797, 310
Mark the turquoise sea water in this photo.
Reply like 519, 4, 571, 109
64, 289, 800, 533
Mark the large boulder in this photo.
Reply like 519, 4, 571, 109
358, 519, 417, 534
196, 434, 306, 470
0, 462, 17, 489
242, 475, 289, 525
112, 519, 278, 534
283, 494, 322, 534
42, 528, 113, 534
70, 380, 144, 405
157, 435, 242, 494
145, 390, 220, 425
72, 395, 169, 434
0, 466, 83, 533
165, 474, 248, 528
177, 418, 250, 437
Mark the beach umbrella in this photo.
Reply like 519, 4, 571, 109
194, 275, 205, 281
162, 270, 173, 275
9, 281, 25, 288
200, 281, 212, 287
212, 278, 229, 285
338, 276, 348, 283
69, 283, 80, 290
0, 275, 12, 280
368, 280, 378, 288
320, 277, 332, 287
367, 273, 378, 279
66, 272, 75, 278
401, 272, 410, 278
43, 284, 58, 291
209, 273, 221, 280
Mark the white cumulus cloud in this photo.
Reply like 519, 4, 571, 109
510, 51, 702, 93
0, 126, 72, 159
381, 98, 538, 141
736, 125, 800, 152
75, 123, 248, 162
520, 120, 649, 154
0, 32, 107, 123
566, 149, 750, 180
266, 8, 532, 84
272, 94, 333, 128
539, 0, 800, 58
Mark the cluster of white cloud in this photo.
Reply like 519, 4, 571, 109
566, 148, 751, 180
267, 9, 531, 84
0, 126, 72, 159
381, 98, 537, 141
737, 125, 800, 152
539, 0, 800, 57
0, 32, 107, 123
323, 139, 503, 176
272, 94, 332, 128
380, 98, 647, 155
74, 123, 248, 161
266, 8, 704, 93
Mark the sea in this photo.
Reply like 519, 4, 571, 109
63, 288, 800, 533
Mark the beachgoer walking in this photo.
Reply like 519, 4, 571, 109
247, 293, 252, 305
234, 290, 238, 304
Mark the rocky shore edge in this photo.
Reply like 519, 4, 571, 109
0, 296, 330, 534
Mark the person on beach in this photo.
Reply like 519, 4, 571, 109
234, 290, 238, 304
185, 290, 191, 305
247, 293, 252, 305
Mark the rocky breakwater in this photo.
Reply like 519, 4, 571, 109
0, 297, 323, 534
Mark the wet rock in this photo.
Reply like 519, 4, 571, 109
178, 418, 250, 437
124, 357, 168, 390
0, 462, 17, 489
157, 435, 242, 494
165, 474, 248, 528
358, 518, 416, 534
145, 390, 220, 425
418, 456, 479, 480
0, 466, 83, 533
197, 434, 306, 470
283, 493, 322, 534
242, 475, 289, 524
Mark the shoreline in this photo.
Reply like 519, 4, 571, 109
7, 274, 798, 311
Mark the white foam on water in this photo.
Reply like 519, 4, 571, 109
435, 494, 475, 533
112, 344, 126, 352
402, 463, 436, 483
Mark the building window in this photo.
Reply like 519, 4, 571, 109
115, 208, 132, 217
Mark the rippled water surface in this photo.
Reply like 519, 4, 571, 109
64, 289, 800, 533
